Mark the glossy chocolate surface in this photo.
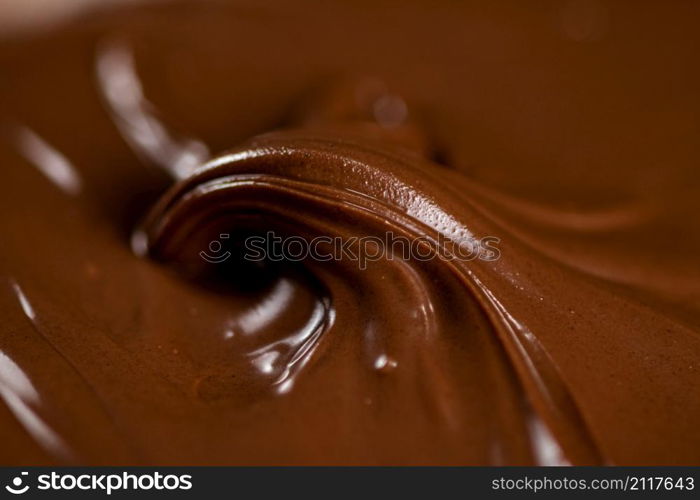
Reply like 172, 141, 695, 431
0, 0, 699, 465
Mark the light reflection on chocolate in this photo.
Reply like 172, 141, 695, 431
0, 0, 698, 465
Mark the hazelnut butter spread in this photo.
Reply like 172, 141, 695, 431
0, 0, 699, 465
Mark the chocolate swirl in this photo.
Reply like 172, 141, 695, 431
137, 116, 700, 464
1, 0, 699, 466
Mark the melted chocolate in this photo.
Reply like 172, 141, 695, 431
0, 0, 699, 465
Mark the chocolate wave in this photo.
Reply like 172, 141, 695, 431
138, 128, 700, 464
2, 0, 699, 466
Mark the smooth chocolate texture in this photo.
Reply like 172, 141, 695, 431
0, 0, 699, 465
